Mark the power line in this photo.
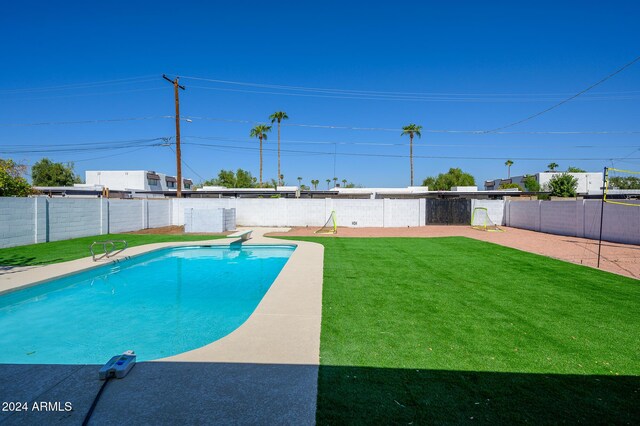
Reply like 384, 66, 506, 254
182, 115, 640, 135
182, 141, 640, 161
180, 74, 640, 98
166, 144, 204, 182
2, 113, 638, 135
0, 76, 157, 94
8, 87, 164, 102
183, 134, 640, 149
485, 54, 640, 132
186, 84, 639, 103
0, 116, 172, 127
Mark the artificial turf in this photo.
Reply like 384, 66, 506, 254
0, 233, 222, 266
284, 236, 640, 424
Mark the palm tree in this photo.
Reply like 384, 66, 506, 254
249, 124, 272, 186
341, 179, 347, 187
401, 124, 423, 186
326, 178, 331, 190
311, 179, 318, 190
333, 177, 338, 187
297, 176, 302, 187
269, 111, 289, 185
547, 162, 559, 172
505, 160, 514, 178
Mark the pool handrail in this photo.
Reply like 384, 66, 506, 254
90, 239, 128, 261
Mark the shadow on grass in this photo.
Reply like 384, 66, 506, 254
0, 254, 45, 269
317, 366, 640, 424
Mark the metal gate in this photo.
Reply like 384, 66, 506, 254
425, 199, 471, 225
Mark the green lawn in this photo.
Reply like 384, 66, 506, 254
284, 237, 640, 424
0, 234, 222, 266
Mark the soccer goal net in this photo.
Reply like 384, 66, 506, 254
315, 210, 337, 234
471, 207, 502, 231
604, 167, 640, 207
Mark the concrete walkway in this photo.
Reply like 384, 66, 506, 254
0, 228, 323, 425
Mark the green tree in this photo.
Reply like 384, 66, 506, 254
297, 176, 303, 187
609, 176, 640, 189
203, 169, 256, 188
499, 182, 523, 190
311, 179, 319, 190
326, 178, 331, 189
341, 178, 347, 187
401, 124, 423, 186
269, 111, 289, 185
422, 168, 476, 190
504, 160, 514, 178
547, 162, 559, 171
300, 184, 310, 191
31, 158, 82, 187
0, 159, 33, 197
548, 173, 578, 197
249, 124, 272, 186
567, 166, 586, 173
522, 175, 541, 192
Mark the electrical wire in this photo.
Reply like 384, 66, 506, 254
182, 115, 640, 135
183, 134, 640, 149
0, 116, 173, 127
186, 84, 639, 103
485, 54, 640, 132
0, 75, 157, 94
182, 141, 640, 161
180, 75, 640, 99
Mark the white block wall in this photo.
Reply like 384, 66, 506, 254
147, 200, 172, 229
47, 198, 102, 241
184, 208, 237, 233
0, 198, 37, 247
108, 200, 144, 233
471, 200, 505, 226
506, 199, 640, 244
171, 198, 425, 228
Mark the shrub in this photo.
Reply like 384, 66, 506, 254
548, 173, 578, 197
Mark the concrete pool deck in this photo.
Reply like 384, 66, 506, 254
0, 228, 323, 425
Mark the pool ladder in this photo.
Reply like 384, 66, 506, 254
90, 240, 128, 262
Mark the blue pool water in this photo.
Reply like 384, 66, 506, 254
0, 245, 294, 364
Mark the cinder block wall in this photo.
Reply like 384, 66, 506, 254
108, 200, 144, 233
471, 200, 505, 226
0, 198, 36, 247
506, 199, 640, 244
0, 198, 173, 248
47, 198, 102, 241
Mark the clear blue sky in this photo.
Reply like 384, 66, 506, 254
1, 1, 638, 188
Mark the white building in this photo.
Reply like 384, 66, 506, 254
484, 172, 603, 195
85, 170, 193, 191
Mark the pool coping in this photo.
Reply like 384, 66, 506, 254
0, 228, 324, 366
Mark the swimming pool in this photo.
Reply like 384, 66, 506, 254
0, 245, 295, 364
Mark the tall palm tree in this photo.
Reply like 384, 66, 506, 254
505, 160, 514, 178
269, 111, 289, 185
297, 176, 302, 187
326, 178, 331, 190
401, 124, 423, 186
250, 124, 272, 186
311, 179, 319, 190
333, 177, 338, 187
341, 179, 347, 187
547, 162, 559, 172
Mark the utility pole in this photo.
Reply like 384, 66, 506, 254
163, 74, 186, 197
